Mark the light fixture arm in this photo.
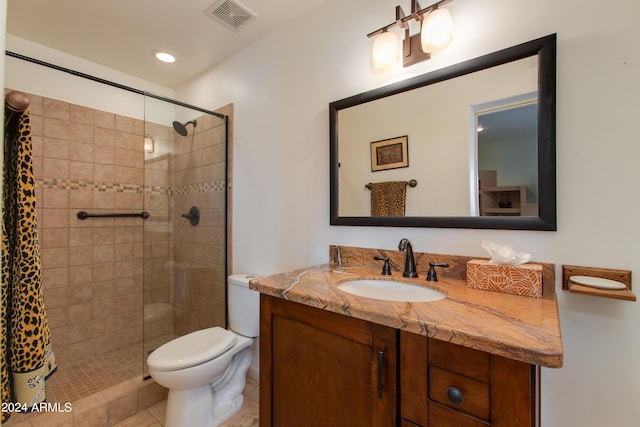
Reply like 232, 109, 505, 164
366, 0, 451, 38
367, 0, 453, 68
396, 5, 407, 30
410, 0, 422, 21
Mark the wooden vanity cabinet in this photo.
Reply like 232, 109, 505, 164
259, 295, 538, 427
259, 295, 397, 427
400, 331, 539, 427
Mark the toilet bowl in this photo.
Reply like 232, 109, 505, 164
147, 274, 260, 427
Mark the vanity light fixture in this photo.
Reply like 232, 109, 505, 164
368, 0, 454, 68
420, 6, 453, 53
371, 30, 400, 69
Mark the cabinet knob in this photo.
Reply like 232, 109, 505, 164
446, 387, 464, 405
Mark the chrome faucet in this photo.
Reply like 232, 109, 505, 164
398, 238, 418, 278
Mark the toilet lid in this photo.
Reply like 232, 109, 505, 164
147, 327, 237, 372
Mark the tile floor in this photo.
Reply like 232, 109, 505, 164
112, 377, 260, 427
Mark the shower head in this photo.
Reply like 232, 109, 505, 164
172, 120, 197, 137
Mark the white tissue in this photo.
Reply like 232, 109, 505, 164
481, 240, 532, 266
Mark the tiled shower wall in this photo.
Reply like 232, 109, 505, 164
141, 105, 231, 370
13, 89, 232, 369
24, 91, 146, 366
142, 133, 174, 344
161, 109, 230, 337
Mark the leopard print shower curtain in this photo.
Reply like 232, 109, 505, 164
2, 106, 57, 422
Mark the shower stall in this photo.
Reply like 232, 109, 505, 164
142, 97, 229, 377
3, 52, 230, 424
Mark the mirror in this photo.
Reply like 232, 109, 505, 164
330, 34, 556, 230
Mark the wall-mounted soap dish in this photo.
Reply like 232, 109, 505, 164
562, 265, 635, 302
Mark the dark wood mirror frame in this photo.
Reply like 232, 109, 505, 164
329, 34, 556, 230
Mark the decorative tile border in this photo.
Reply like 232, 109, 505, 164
38, 178, 143, 194
36, 177, 227, 196
145, 185, 170, 196
172, 181, 226, 195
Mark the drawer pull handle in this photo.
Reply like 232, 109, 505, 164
446, 387, 464, 405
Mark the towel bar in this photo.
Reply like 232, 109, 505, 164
76, 211, 150, 220
365, 179, 417, 190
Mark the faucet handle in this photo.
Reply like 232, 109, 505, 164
427, 262, 449, 282
373, 256, 392, 276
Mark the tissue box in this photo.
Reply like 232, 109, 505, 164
466, 259, 543, 298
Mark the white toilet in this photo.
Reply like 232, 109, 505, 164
147, 274, 260, 427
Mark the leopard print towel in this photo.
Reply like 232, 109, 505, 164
2, 107, 57, 422
368, 181, 407, 216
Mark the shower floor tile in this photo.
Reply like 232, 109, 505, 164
3, 345, 142, 426
46, 344, 142, 404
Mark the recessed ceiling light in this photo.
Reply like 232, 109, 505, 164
153, 50, 176, 63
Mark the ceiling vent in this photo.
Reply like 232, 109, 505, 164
204, 0, 257, 32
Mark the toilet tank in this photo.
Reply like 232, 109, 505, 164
228, 274, 260, 337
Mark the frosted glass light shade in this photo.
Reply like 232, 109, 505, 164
372, 31, 400, 69
421, 8, 453, 53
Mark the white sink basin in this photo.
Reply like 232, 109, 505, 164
337, 279, 445, 302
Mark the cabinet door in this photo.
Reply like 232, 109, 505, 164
400, 330, 428, 426
260, 295, 397, 427
490, 355, 538, 427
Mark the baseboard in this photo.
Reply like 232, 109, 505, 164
248, 365, 259, 381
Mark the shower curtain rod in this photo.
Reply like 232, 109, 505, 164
5, 51, 226, 120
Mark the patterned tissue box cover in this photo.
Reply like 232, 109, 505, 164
466, 259, 543, 298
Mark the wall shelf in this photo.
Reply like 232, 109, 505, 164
478, 182, 538, 217
562, 265, 635, 302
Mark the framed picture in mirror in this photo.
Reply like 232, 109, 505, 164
370, 135, 409, 172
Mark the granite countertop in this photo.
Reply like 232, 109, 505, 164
250, 262, 563, 368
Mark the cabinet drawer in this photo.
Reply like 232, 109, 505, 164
428, 402, 489, 427
429, 366, 489, 421
428, 339, 489, 382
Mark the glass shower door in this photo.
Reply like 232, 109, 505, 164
142, 96, 227, 377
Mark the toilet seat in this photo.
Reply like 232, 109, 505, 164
148, 327, 237, 372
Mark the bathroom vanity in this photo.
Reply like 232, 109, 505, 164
251, 246, 563, 427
